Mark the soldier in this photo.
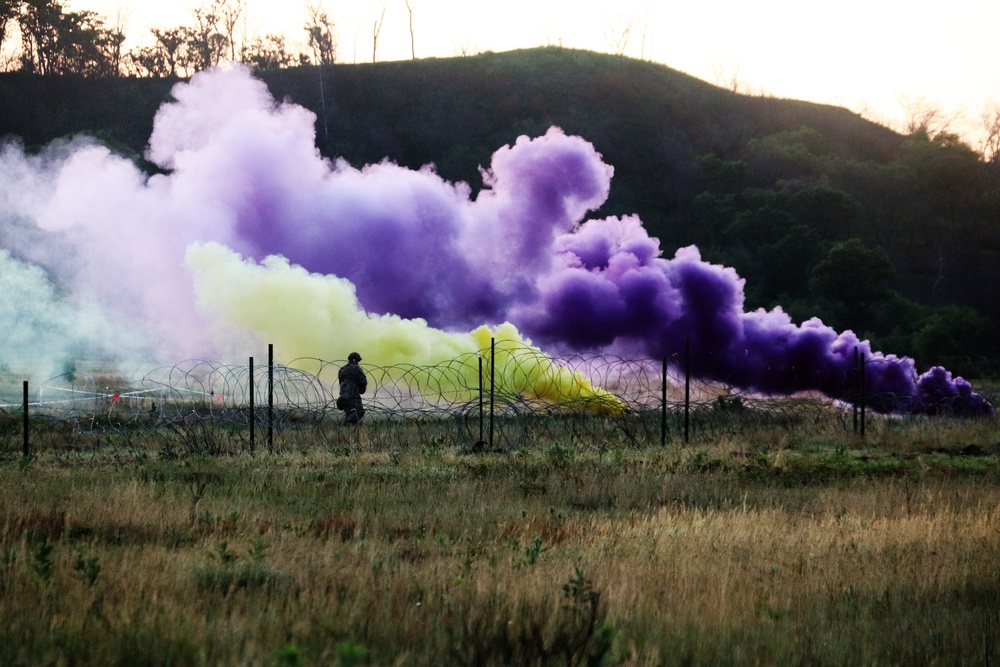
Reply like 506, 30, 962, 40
337, 351, 367, 424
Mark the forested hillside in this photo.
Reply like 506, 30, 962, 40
2, 47, 998, 375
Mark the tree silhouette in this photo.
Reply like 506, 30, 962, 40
304, 1, 336, 65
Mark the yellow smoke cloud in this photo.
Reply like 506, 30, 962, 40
185, 242, 624, 413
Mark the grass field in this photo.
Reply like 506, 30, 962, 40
1, 415, 999, 666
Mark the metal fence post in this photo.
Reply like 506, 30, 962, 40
860, 352, 866, 438
268, 343, 274, 453
661, 356, 667, 447
684, 339, 691, 444
853, 346, 859, 435
489, 337, 495, 451
248, 356, 255, 453
22, 380, 29, 458
478, 356, 484, 445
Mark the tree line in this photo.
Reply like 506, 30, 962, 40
0, 0, 336, 77
685, 127, 1000, 378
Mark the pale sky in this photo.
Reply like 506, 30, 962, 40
73, 0, 1000, 140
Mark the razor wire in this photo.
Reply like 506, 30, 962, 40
0, 345, 996, 455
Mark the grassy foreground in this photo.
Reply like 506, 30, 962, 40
2, 418, 999, 666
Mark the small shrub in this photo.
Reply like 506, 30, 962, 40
216, 541, 237, 566
248, 535, 268, 562
276, 643, 303, 667
517, 535, 545, 567
424, 434, 447, 455
72, 551, 101, 586
32, 540, 55, 584
335, 641, 368, 667
555, 567, 616, 666
547, 441, 578, 466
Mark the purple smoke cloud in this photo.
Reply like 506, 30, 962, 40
0, 65, 992, 415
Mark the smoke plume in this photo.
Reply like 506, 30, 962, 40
0, 64, 991, 415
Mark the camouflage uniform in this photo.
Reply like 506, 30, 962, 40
338, 356, 368, 424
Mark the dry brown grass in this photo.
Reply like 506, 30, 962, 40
1, 423, 999, 665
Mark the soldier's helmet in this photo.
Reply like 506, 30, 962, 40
348, 352, 362, 363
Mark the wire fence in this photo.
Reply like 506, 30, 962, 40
1, 342, 996, 458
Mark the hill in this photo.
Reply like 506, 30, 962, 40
259, 48, 905, 228
1, 47, 998, 374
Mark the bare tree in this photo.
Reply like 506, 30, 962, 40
978, 104, 1000, 163
711, 60, 748, 94
404, 0, 414, 59
602, 6, 651, 58
217, 0, 244, 61
637, 7, 649, 60
602, 11, 633, 56
852, 101, 904, 134
371, 0, 386, 63
899, 95, 962, 138
453, 37, 476, 57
